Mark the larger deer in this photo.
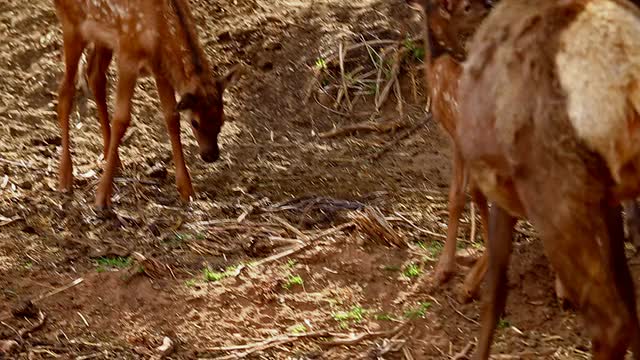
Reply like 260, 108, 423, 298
457, 0, 640, 358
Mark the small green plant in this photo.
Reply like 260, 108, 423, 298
498, 318, 511, 329
314, 57, 328, 71
426, 241, 444, 258
185, 279, 198, 287
204, 269, 226, 282
285, 259, 297, 269
95, 256, 131, 272
403, 263, 422, 278
403, 38, 425, 62
202, 265, 241, 282
333, 306, 366, 329
23, 261, 33, 270
374, 313, 395, 321
283, 275, 304, 289
404, 302, 432, 319
290, 324, 307, 334
174, 233, 192, 241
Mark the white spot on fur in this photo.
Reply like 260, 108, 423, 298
556, 0, 640, 183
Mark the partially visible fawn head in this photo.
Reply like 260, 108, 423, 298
176, 66, 242, 163
406, 0, 494, 58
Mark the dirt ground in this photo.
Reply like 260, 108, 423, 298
0, 0, 627, 358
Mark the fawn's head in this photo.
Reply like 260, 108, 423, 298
407, 0, 494, 58
176, 66, 242, 163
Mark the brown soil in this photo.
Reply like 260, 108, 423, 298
0, 0, 621, 359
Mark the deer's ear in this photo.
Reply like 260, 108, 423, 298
216, 65, 243, 90
441, 0, 453, 12
176, 92, 198, 112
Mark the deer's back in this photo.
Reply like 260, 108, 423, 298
457, 0, 587, 216
458, 0, 640, 214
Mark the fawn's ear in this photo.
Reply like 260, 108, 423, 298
216, 65, 243, 90
441, 0, 453, 12
176, 92, 198, 112
406, 0, 427, 12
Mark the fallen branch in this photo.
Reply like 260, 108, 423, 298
0, 216, 21, 227
452, 341, 475, 360
313, 92, 371, 118
468, 202, 477, 243
18, 311, 46, 338
376, 48, 408, 111
337, 42, 352, 110
206, 322, 407, 359
267, 196, 365, 212
248, 222, 356, 268
352, 207, 406, 248
33, 278, 84, 303
367, 114, 431, 160
391, 212, 446, 239
318, 118, 410, 139
270, 215, 309, 241
446, 295, 479, 325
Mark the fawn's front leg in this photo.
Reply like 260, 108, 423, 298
154, 73, 193, 202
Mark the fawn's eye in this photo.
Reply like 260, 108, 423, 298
464, 4, 471, 12
191, 118, 200, 130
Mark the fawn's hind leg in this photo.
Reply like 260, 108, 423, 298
86, 45, 115, 162
435, 149, 467, 284
460, 187, 490, 302
95, 59, 137, 210
57, 29, 86, 192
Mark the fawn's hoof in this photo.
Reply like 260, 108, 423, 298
178, 192, 193, 204
554, 277, 574, 310
58, 176, 73, 194
58, 185, 73, 194
94, 205, 115, 219
434, 261, 455, 285
458, 284, 480, 304
177, 183, 194, 204
94, 196, 113, 217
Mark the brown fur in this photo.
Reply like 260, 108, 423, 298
53, 0, 241, 209
458, 0, 640, 358
407, 0, 493, 60
406, 0, 493, 301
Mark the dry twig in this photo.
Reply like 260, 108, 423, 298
367, 114, 431, 160
33, 278, 84, 303
452, 341, 475, 360
376, 48, 408, 111
206, 322, 407, 359
337, 42, 352, 110
318, 118, 410, 139
469, 202, 477, 243
18, 311, 46, 338
248, 222, 355, 268
352, 207, 406, 247
446, 295, 479, 325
